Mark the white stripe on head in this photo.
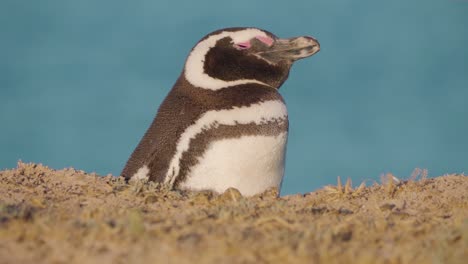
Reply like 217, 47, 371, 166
184, 28, 272, 90
164, 100, 288, 185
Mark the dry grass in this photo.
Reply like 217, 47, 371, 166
0, 162, 467, 264
323, 176, 366, 198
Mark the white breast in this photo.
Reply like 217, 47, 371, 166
179, 132, 288, 196
164, 100, 288, 187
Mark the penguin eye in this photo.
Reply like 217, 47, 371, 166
233, 41, 251, 50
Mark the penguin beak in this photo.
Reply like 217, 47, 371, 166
256, 36, 320, 63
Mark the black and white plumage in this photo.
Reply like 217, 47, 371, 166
121, 27, 320, 196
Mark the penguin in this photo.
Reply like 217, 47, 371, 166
121, 27, 320, 196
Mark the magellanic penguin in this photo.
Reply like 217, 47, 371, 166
121, 27, 320, 196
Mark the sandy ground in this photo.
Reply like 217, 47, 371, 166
0, 162, 467, 264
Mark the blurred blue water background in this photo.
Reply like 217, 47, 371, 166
1, 0, 467, 195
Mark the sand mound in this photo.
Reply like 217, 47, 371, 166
0, 162, 467, 264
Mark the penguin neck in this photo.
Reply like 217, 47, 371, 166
175, 74, 280, 96
182, 68, 274, 90
172, 75, 285, 112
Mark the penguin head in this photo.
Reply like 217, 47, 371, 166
184, 27, 320, 90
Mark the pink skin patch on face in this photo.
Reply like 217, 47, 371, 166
234, 35, 274, 50
255, 36, 274, 46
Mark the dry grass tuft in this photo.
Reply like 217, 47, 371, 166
323, 176, 366, 198
409, 168, 428, 181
